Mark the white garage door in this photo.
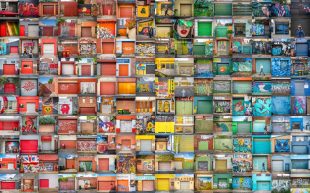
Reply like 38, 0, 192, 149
272, 160, 283, 172
140, 140, 152, 152
180, 181, 190, 190
27, 103, 36, 113
43, 44, 54, 55
28, 25, 39, 37
62, 64, 74, 75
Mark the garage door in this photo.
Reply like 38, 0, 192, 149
292, 145, 308, 154
66, 159, 75, 169
101, 63, 116, 76
3, 64, 15, 75
43, 44, 54, 55
272, 160, 283, 172
215, 160, 227, 171
20, 140, 38, 153
62, 64, 74, 75
140, 140, 152, 152
257, 181, 271, 191
98, 158, 109, 171
158, 161, 171, 171
157, 178, 169, 191
117, 180, 128, 192
121, 141, 131, 151
79, 107, 96, 115
142, 180, 154, 191
98, 181, 115, 191
253, 157, 267, 171
39, 179, 49, 188
28, 25, 39, 37
180, 4, 192, 16
292, 160, 308, 169
81, 65, 91, 76
26, 103, 36, 113
180, 181, 190, 190
1, 181, 15, 189
175, 161, 182, 170
100, 82, 115, 95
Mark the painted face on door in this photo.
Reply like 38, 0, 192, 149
176, 19, 193, 38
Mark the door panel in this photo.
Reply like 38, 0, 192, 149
140, 140, 152, 151
272, 160, 283, 172
98, 158, 109, 171
157, 179, 169, 191
39, 179, 49, 188
118, 64, 129, 76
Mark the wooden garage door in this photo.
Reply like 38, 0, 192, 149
158, 161, 171, 171
117, 180, 128, 192
98, 158, 109, 171
157, 179, 169, 191
215, 160, 227, 171
100, 82, 115, 95
142, 180, 154, 191
140, 140, 152, 152
272, 160, 283, 172
98, 181, 115, 191
1, 181, 15, 189
3, 64, 15, 75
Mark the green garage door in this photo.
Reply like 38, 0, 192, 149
257, 181, 271, 191
198, 22, 212, 36
197, 100, 212, 114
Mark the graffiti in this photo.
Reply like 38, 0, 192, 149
233, 99, 252, 116
292, 96, 306, 115
233, 154, 252, 172
214, 101, 231, 113
272, 82, 290, 95
233, 138, 252, 153
77, 141, 97, 152
232, 177, 252, 189
270, 3, 291, 17
253, 97, 272, 116
275, 139, 290, 152
272, 179, 290, 192
253, 82, 272, 94
22, 80, 35, 92
272, 58, 291, 77
117, 155, 136, 173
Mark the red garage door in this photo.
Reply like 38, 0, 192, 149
81, 65, 91, 76
1, 181, 15, 189
100, 82, 115, 95
20, 140, 38, 153
79, 107, 96, 115
3, 64, 15, 75
39, 179, 49, 188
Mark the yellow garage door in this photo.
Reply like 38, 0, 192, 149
157, 178, 169, 191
